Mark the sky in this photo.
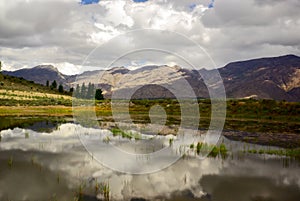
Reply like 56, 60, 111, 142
0, 0, 299, 75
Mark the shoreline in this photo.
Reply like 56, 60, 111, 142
0, 105, 299, 149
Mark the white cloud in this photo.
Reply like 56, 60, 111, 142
0, 0, 299, 74
99, 0, 134, 27
50, 62, 82, 75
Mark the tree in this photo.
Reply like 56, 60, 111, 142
80, 83, 87, 98
86, 82, 95, 99
95, 89, 104, 100
46, 80, 49, 87
69, 87, 74, 93
74, 84, 80, 98
51, 80, 57, 90
0, 61, 2, 72
58, 84, 64, 93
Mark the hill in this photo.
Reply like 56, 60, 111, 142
3, 54, 300, 101
0, 73, 72, 106
220, 54, 300, 101
2, 65, 69, 88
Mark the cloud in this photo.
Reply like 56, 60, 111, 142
0, 0, 299, 74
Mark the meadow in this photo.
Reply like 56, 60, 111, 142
1, 73, 299, 148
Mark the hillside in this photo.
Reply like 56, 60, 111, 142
0, 73, 72, 106
2, 65, 69, 88
220, 54, 300, 101
3, 54, 300, 101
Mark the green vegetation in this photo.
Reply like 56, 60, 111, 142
127, 99, 300, 133
192, 142, 228, 158
0, 97, 72, 106
247, 148, 300, 160
74, 82, 103, 100
98, 182, 110, 201
110, 128, 142, 140
0, 74, 70, 95
58, 84, 64, 93
51, 80, 57, 90
169, 138, 174, 146
226, 98, 300, 122
95, 88, 104, 100
0, 76, 299, 149
25, 131, 29, 139
127, 98, 300, 124
74, 183, 85, 201
0, 116, 68, 130
0, 74, 73, 106
8, 156, 13, 168
0, 97, 299, 134
0, 106, 73, 117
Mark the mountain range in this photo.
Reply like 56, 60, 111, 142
3, 54, 300, 101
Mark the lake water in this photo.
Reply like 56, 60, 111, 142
0, 118, 299, 201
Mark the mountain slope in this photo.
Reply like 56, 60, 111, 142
219, 55, 300, 101
0, 72, 60, 93
3, 54, 300, 101
3, 65, 69, 87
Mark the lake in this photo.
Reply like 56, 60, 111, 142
0, 117, 299, 201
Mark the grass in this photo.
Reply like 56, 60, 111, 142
8, 156, 13, 168
0, 106, 73, 116
57, 174, 60, 184
0, 93, 299, 147
0, 73, 71, 95
191, 142, 228, 158
74, 183, 85, 201
247, 148, 300, 159
25, 131, 29, 139
0, 73, 72, 106
169, 138, 174, 146
110, 128, 142, 140
106, 99, 300, 134
98, 182, 110, 201
94, 179, 110, 201
0, 116, 68, 131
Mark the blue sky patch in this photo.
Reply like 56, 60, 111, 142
133, 0, 148, 3
208, 0, 215, 8
80, 0, 100, 5
189, 3, 197, 11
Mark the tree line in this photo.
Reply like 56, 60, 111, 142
46, 80, 65, 93
46, 80, 104, 100
73, 82, 104, 100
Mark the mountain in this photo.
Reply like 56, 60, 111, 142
219, 54, 300, 101
2, 54, 300, 101
3, 65, 69, 87
0, 72, 68, 95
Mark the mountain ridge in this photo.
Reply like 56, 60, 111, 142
2, 54, 300, 101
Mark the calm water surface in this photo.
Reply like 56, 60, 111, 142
0, 118, 299, 201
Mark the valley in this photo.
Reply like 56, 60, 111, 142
1, 55, 300, 200
1, 55, 300, 149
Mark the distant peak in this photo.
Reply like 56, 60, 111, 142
252, 54, 300, 61
108, 66, 127, 71
107, 66, 129, 75
34, 65, 58, 71
280, 54, 299, 58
